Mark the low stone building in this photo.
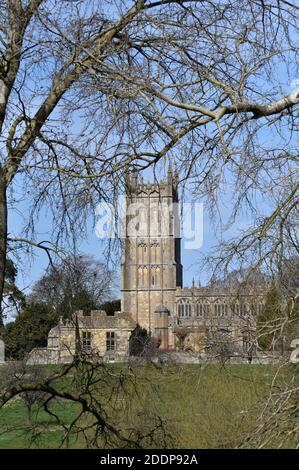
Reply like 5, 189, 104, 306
28, 310, 136, 364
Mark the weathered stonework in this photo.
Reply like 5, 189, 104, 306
121, 168, 182, 338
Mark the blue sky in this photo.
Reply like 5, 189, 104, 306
9, 167, 266, 299
6, 0, 297, 301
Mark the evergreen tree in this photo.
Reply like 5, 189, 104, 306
283, 296, 299, 348
3, 302, 58, 359
129, 325, 149, 356
99, 299, 121, 316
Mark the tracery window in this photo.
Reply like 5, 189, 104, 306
195, 302, 210, 317
233, 303, 248, 316
177, 300, 192, 317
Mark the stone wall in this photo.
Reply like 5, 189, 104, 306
27, 348, 60, 365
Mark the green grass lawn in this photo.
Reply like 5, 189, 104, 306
0, 401, 81, 448
0, 363, 293, 448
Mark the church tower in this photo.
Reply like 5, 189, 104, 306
121, 167, 182, 340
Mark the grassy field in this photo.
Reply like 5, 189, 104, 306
0, 363, 291, 448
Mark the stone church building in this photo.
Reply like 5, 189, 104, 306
28, 168, 264, 364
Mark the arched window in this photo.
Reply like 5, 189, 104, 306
158, 244, 161, 263
204, 304, 210, 316
177, 300, 191, 317
240, 304, 247, 316
214, 303, 222, 317
138, 242, 148, 264
138, 266, 143, 287
151, 244, 156, 264
150, 243, 160, 264
139, 244, 143, 263
196, 303, 209, 318
155, 267, 160, 286
143, 244, 148, 264
144, 266, 148, 286
221, 304, 228, 316
169, 215, 174, 236
180, 302, 192, 317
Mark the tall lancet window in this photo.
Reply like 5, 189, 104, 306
138, 244, 143, 264
150, 242, 160, 264
138, 242, 148, 265
150, 266, 160, 287
143, 266, 148, 287
169, 214, 174, 237
138, 266, 148, 287
155, 266, 160, 286
150, 243, 157, 264
138, 266, 143, 287
156, 244, 161, 264
150, 204, 160, 237
143, 244, 148, 264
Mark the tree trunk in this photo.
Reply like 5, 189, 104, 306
0, 171, 7, 328
27, 403, 33, 425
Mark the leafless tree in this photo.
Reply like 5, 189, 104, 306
28, 254, 115, 313
0, 360, 49, 424
241, 359, 299, 448
205, 327, 242, 364
0, 356, 171, 448
0, 0, 298, 447
0, 0, 298, 326
173, 326, 190, 351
